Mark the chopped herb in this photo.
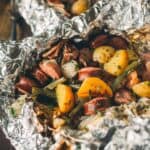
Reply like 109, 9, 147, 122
10, 108, 16, 117
74, 62, 79, 71
146, 81, 150, 86
118, 65, 122, 69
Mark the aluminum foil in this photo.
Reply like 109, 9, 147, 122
0, 36, 59, 150
0, 0, 150, 149
17, 0, 150, 38
17, 0, 68, 37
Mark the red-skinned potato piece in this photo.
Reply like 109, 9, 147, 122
15, 76, 38, 94
78, 67, 101, 81
39, 60, 62, 80
108, 36, 128, 49
84, 97, 110, 115
32, 68, 48, 85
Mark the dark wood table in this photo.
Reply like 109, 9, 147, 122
0, 0, 31, 40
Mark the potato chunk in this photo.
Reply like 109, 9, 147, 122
56, 84, 74, 113
77, 77, 113, 98
93, 46, 115, 64
104, 50, 128, 76
71, 0, 89, 15
132, 81, 150, 98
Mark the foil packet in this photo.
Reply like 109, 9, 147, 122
17, 0, 149, 38
0, 0, 150, 150
0, 36, 58, 150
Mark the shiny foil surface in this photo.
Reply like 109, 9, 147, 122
17, 0, 149, 38
0, 0, 150, 149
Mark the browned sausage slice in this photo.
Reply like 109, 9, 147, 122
126, 71, 140, 89
91, 34, 109, 49
32, 68, 48, 85
15, 76, 37, 94
39, 60, 62, 80
84, 97, 110, 115
78, 67, 101, 81
108, 36, 128, 49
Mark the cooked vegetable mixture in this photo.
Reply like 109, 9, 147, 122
47, 0, 98, 16
14, 33, 150, 133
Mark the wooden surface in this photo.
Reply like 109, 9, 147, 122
0, 0, 32, 40
0, 0, 11, 40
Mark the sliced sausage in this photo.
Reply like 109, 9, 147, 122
84, 97, 110, 115
91, 34, 109, 49
42, 41, 64, 59
32, 68, 48, 85
78, 67, 101, 81
39, 60, 62, 80
108, 36, 128, 49
15, 76, 38, 94
126, 71, 140, 89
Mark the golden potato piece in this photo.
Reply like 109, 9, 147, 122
93, 46, 115, 64
71, 0, 89, 15
56, 84, 74, 113
77, 77, 113, 98
104, 50, 128, 76
132, 81, 150, 98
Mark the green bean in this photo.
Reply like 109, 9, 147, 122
69, 99, 89, 118
45, 77, 66, 90
112, 60, 141, 91
32, 87, 56, 100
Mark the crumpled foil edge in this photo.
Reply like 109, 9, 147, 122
0, 0, 150, 149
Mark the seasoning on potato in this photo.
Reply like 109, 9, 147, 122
132, 81, 150, 98
77, 77, 113, 98
56, 84, 75, 113
104, 50, 129, 76
93, 46, 115, 64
